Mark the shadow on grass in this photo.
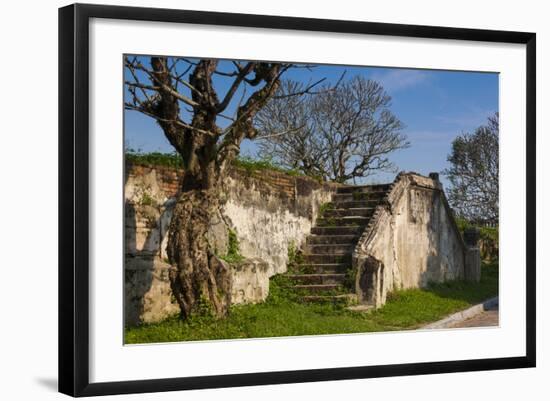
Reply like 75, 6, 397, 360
425, 261, 498, 304
125, 262, 499, 344
367, 261, 499, 330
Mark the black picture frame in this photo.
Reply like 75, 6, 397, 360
59, 3, 536, 397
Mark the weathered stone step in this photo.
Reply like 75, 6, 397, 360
303, 254, 352, 264
323, 208, 375, 218
336, 184, 391, 194
292, 284, 344, 293
329, 200, 384, 209
296, 263, 349, 274
311, 226, 365, 235
305, 243, 354, 255
317, 216, 371, 226
301, 294, 358, 304
332, 191, 387, 202
306, 234, 358, 245
287, 273, 345, 285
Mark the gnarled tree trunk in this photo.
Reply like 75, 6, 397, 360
166, 186, 232, 319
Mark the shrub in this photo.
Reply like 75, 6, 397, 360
125, 149, 183, 168
454, 217, 498, 260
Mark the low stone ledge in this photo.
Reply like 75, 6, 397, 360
420, 296, 499, 330
125, 256, 271, 325
231, 258, 270, 305
124, 257, 179, 326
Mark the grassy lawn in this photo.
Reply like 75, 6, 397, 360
125, 262, 498, 344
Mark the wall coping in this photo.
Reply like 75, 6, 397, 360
125, 161, 340, 188
353, 172, 466, 257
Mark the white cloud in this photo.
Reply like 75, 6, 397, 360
370, 69, 430, 93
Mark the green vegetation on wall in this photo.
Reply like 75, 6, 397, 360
125, 150, 306, 178
219, 229, 244, 264
126, 150, 184, 168
455, 217, 499, 260
286, 241, 305, 273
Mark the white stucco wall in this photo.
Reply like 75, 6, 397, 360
222, 176, 333, 277
355, 173, 466, 307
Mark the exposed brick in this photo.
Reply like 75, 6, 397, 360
126, 161, 331, 201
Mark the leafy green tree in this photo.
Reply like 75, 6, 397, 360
445, 113, 499, 223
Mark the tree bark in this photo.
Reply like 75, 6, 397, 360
166, 186, 232, 319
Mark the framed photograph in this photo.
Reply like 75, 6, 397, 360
59, 3, 536, 397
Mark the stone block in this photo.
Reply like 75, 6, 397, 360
231, 258, 270, 305
124, 257, 179, 326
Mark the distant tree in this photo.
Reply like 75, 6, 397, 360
444, 113, 499, 223
253, 81, 322, 177
256, 76, 408, 183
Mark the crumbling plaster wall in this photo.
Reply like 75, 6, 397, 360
124, 163, 336, 325
221, 172, 335, 277
354, 173, 466, 308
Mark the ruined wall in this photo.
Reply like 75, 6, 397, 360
221, 170, 335, 276
354, 173, 466, 308
125, 163, 335, 325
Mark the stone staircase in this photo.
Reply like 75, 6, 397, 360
286, 183, 392, 303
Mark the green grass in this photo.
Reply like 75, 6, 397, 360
125, 262, 498, 344
125, 151, 306, 178
126, 150, 183, 168
368, 262, 498, 328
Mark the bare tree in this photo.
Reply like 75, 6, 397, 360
125, 57, 321, 319
444, 112, 499, 223
254, 81, 325, 177
256, 76, 408, 183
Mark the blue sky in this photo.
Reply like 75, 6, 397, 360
124, 57, 498, 188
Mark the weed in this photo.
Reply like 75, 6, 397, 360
319, 217, 337, 227
299, 264, 315, 274
140, 192, 157, 207
343, 266, 357, 291
219, 229, 244, 263
318, 202, 334, 218
287, 241, 305, 272
352, 192, 372, 201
